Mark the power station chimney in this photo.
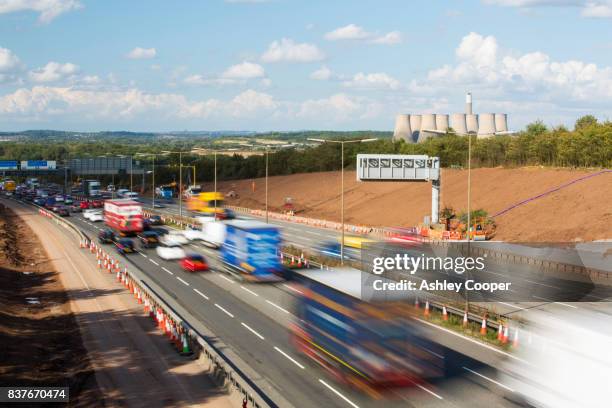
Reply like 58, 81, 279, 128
466, 92, 472, 115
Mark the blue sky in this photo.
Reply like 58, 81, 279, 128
1, 0, 611, 131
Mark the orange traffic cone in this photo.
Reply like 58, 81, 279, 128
497, 323, 503, 341
480, 317, 487, 335
463, 311, 468, 327
414, 298, 419, 309
442, 305, 448, 321
502, 325, 509, 344
98, 259, 102, 269
424, 301, 430, 317
512, 328, 519, 348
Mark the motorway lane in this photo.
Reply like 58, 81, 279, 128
68, 212, 520, 408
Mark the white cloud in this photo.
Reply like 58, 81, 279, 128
0, 47, 21, 73
126, 47, 157, 60
261, 38, 325, 63
342, 72, 401, 90
483, 0, 612, 18
298, 93, 361, 119
325, 24, 403, 45
221, 61, 265, 79
0, 0, 82, 23
310, 66, 333, 80
29, 61, 79, 83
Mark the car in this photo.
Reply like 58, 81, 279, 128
80, 201, 90, 209
124, 192, 139, 200
160, 230, 188, 246
57, 207, 70, 217
98, 229, 116, 244
138, 231, 160, 248
51, 204, 62, 212
151, 227, 169, 237
89, 212, 104, 222
91, 199, 104, 208
147, 215, 163, 225
34, 197, 46, 206
64, 196, 73, 204
116, 189, 129, 198
152, 203, 166, 208
115, 238, 135, 254
180, 254, 209, 272
54, 195, 64, 203
83, 209, 98, 220
70, 203, 82, 212
156, 242, 186, 260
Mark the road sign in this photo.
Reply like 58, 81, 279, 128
0, 160, 18, 170
356, 154, 440, 181
20, 160, 57, 170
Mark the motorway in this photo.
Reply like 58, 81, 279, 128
42, 203, 526, 408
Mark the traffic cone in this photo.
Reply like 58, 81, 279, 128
512, 328, 519, 348
502, 325, 509, 344
116, 269, 121, 282
414, 298, 419, 309
442, 305, 448, 321
462, 311, 468, 327
497, 323, 503, 341
181, 332, 192, 355
98, 259, 102, 269
480, 317, 487, 335
424, 301, 430, 317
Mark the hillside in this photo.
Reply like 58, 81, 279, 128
213, 167, 612, 242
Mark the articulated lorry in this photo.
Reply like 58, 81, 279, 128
80, 179, 101, 197
220, 220, 284, 282
104, 199, 143, 236
291, 267, 445, 396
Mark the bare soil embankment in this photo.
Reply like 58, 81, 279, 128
0, 203, 102, 406
214, 167, 612, 242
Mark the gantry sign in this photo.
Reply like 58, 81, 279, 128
356, 154, 441, 223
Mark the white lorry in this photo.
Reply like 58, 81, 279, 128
183, 217, 226, 248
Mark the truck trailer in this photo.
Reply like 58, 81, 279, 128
104, 199, 143, 236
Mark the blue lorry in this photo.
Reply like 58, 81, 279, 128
220, 220, 285, 282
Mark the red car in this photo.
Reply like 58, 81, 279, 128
180, 254, 209, 272
79, 201, 90, 209
91, 199, 104, 208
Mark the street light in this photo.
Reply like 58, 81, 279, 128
191, 147, 218, 219
181, 165, 196, 187
135, 153, 162, 209
307, 137, 378, 264
161, 150, 186, 217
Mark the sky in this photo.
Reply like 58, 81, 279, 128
0, 0, 612, 132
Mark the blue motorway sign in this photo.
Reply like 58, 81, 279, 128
0, 160, 18, 170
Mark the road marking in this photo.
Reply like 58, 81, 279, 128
318, 379, 359, 408
498, 302, 526, 310
414, 383, 443, 400
240, 285, 259, 297
463, 366, 515, 392
241, 322, 265, 340
139, 252, 148, 258
282, 283, 303, 295
214, 303, 234, 318
176, 277, 190, 286
219, 275, 235, 284
274, 346, 304, 369
532, 295, 578, 309
162, 267, 174, 275
193, 288, 209, 300
149, 259, 159, 266
266, 300, 290, 314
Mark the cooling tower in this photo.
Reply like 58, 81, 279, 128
466, 92, 473, 115
417, 113, 437, 143
478, 113, 496, 138
450, 113, 468, 134
409, 114, 421, 142
495, 113, 508, 133
466, 114, 479, 134
393, 114, 413, 143
435, 114, 449, 133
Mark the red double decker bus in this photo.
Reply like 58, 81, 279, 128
104, 199, 143, 235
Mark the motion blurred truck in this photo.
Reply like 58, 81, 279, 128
220, 220, 284, 282
187, 191, 228, 218
104, 199, 143, 236
80, 179, 101, 197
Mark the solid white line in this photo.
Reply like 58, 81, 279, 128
498, 302, 526, 310
416, 318, 525, 362
463, 366, 515, 392
240, 285, 259, 297
193, 288, 209, 300
214, 303, 234, 318
532, 295, 578, 309
415, 383, 443, 400
176, 277, 190, 286
162, 267, 174, 275
283, 283, 304, 295
219, 275, 235, 284
555, 302, 578, 309
274, 346, 305, 369
139, 252, 148, 258
241, 322, 265, 340
266, 300, 290, 314
149, 259, 159, 266
318, 379, 359, 408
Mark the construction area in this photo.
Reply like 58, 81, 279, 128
219, 167, 612, 242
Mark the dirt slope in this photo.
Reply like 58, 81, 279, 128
214, 167, 612, 242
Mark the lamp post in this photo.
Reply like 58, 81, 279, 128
265, 148, 269, 223
135, 153, 161, 209
307, 138, 377, 264
181, 165, 196, 187
162, 150, 185, 217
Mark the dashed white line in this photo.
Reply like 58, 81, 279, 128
193, 288, 209, 300
219, 275, 235, 284
162, 267, 174, 275
266, 300, 290, 314
241, 322, 265, 340
532, 295, 578, 309
149, 259, 159, 266
214, 303, 234, 318
318, 379, 359, 408
498, 302, 526, 310
176, 277, 190, 286
139, 252, 148, 258
414, 383, 443, 400
240, 286, 259, 297
463, 366, 515, 392
274, 346, 304, 369
282, 283, 303, 295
